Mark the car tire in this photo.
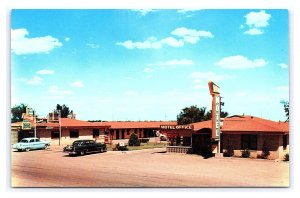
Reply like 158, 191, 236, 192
100, 148, 103, 153
17, 149, 22, 152
80, 151, 85, 156
25, 148, 30, 152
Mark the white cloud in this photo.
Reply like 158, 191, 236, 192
117, 27, 212, 49
171, 27, 213, 44
177, 9, 201, 14
191, 71, 236, 82
160, 37, 184, 47
11, 28, 62, 55
150, 59, 194, 66
278, 63, 288, 69
116, 37, 162, 49
215, 55, 267, 69
48, 85, 73, 95
245, 10, 271, 28
65, 37, 70, 42
70, 80, 84, 88
86, 43, 100, 49
36, 69, 55, 75
244, 28, 263, 35
132, 9, 156, 16
27, 76, 43, 85
243, 10, 271, 35
143, 68, 154, 73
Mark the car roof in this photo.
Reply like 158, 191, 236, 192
22, 138, 38, 140
74, 139, 94, 142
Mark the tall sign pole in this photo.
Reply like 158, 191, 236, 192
208, 81, 221, 154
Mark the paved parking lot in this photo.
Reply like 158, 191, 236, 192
11, 147, 289, 187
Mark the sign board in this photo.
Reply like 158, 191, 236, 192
46, 126, 53, 130
160, 125, 194, 130
208, 81, 221, 140
22, 121, 31, 130
214, 95, 221, 138
208, 81, 220, 95
22, 113, 34, 121
26, 107, 34, 116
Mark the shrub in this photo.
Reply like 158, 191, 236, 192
128, 133, 140, 146
261, 141, 270, 159
139, 138, 150, 143
241, 149, 250, 158
223, 139, 234, 157
116, 144, 128, 151
284, 153, 289, 161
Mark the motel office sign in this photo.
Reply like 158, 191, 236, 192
160, 125, 194, 130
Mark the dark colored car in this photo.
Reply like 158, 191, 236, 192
63, 139, 107, 156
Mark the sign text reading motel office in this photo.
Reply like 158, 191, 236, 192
160, 125, 194, 130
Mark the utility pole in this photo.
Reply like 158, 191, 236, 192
58, 110, 61, 146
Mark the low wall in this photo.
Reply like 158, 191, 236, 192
167, 146, 192, 154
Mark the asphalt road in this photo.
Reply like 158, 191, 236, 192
11, 147, 289, 187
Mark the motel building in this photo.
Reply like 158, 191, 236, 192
11, 113, 288, 160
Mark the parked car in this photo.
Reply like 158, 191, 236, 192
63, 139, 107, 156
12, 138, 50, 152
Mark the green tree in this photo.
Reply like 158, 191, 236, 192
177, 105, 208, 125
177, 105, 229, 125
280, 101, 289, 122
55, 104, 73, 118
128, 133, 140, 146
11, 103, 29, 123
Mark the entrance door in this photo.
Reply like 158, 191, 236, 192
93, 129, 100, 138
192, 131, 212, 157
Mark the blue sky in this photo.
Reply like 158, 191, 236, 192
11, 9, 289, 121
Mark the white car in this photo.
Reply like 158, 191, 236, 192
12, 138, 50, 152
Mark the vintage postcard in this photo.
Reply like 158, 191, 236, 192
11, 9, 289, 187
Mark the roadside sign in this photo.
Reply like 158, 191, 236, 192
26, 107, 34, 116
22, 113, 34, 121
22, 121, 31, 130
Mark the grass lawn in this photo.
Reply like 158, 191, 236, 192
127, 142, 167, 151
107, 142, 167, 151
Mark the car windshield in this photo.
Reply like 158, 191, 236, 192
20, 139, 28, 143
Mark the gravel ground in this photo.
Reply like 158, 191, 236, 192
11, 147, 289, 188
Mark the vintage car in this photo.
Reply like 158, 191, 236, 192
12, 138, 50, 152
63, 139, 107, 156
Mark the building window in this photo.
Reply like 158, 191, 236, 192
70, 130, 79, 138
93, 129, 100, 138
283, 135, 288, 150
127, 129, 130, 135
51, 131, 60, 139
241, 134, 257, 150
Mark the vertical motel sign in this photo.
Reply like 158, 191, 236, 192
208, 81, 221, 140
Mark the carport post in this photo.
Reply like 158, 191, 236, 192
34, 115, 37, 138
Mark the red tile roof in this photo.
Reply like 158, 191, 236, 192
192, 115, 289, 134
96, 121, 177, 129
192, 120, 212, 131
